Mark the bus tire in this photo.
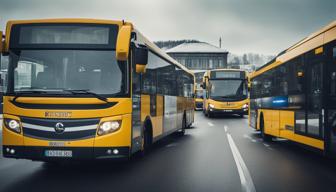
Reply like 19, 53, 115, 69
178, 114, 187, 136
239, 113, 244, 118
260, 114, 272, 142
140, 120, 152, 156
208, 111, 214, 118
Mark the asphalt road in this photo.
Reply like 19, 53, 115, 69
1, 112, 336, 192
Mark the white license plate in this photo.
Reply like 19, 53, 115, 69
45, 150, 73, 157
223, 110, 233, 112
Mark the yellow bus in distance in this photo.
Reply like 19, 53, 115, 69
0, 19, 194, 161
194, 86, 204, 110
202, 69, 249, 118
249, 20, 336, 156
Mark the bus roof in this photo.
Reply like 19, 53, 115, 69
4, 18, 194, 77
252, 20, 336, 79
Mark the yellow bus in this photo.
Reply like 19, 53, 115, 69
249, 21, 336, 155
0, 19, 194, 161
193, 71, 205, 110
194, 87, 204, 110
202, 69, 249, 118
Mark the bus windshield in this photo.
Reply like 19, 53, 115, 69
195, 89, 203, 99
209, 79, 248, 101
8, 50, 128, 96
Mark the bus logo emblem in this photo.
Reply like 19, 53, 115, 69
55, 123, 65, 134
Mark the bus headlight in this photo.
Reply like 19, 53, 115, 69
4, 119, 21, 133
97, 120, 121, 136
242, 104, 249, 109
209, 104, 215, 109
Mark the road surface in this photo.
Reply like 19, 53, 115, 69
0, 112, 336, 192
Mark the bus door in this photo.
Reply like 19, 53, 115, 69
326, 42, 336, 155
305, 50, 324, 139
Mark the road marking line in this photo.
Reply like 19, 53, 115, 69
227, 134, 256, 192
263, 143, 270, 147
224, 125, 228, 132
243, 134, 252, 139
208, 122, 214, 127
251, 139, 257, 143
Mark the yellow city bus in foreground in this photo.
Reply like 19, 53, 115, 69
202, 69, 249, 118
249, 21, 336, 155
0, 19, 194, 161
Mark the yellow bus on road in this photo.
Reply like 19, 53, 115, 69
249, 21, 336, 156
194, 87, 204, 110
202, 69, 249, 118
0, 19, 194, 161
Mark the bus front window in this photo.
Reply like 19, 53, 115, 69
209, 79, 248, 101
9, 50, 128, 97
196, 90, 203, 99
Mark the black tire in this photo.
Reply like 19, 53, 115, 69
239, 113, 244, 118
139, 124, 152, 156
178, 115, 186, 136
208, 111, 214, 118
260, 115, 273, 142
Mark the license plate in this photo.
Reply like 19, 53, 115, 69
45, 150, 72, 157
223, 110, 233, 112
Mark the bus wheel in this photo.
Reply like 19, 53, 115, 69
260, 115, 272, 142
178, 115, 187, 136
239, 113, 244, 118
208, 111, 214, 118
140, 123, 152, 156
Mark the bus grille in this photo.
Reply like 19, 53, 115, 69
21, 117, 100, 140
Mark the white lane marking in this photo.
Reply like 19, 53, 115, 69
251, 139, 257, 143
263, 143, 270, 147
227, 133, 256, 192
208, 122, 214, 127
243, 134, 252, 139
166, 143, 178, 148
224, 125, 228, 132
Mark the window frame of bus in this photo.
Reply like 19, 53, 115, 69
9, 23, 119, 50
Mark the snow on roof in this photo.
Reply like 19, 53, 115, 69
166, 42, 228, 54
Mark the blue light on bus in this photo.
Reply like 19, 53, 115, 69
272, 97, 288, 107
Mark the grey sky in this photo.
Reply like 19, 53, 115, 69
0, 0, 335, 55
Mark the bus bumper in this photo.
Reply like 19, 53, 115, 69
209, 108, 248, 115
3, 145, 130, 161
195, 101, 203, 110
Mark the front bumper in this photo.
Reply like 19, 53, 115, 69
195, 102, 203, 110
209, 108, 248, 115
3, 145, 130, 161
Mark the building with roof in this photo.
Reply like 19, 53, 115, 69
166, 42, 228, 71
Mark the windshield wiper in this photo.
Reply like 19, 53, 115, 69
63, 89, 109, 103
12, 90, 49, 102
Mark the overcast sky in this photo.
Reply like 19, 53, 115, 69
0, 0, 335, 55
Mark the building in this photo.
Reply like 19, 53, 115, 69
166, 42, 228, 71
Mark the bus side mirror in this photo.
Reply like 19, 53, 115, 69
135, 44, 148, 74
116, 25, 132, 61
202, 82, 206, 89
